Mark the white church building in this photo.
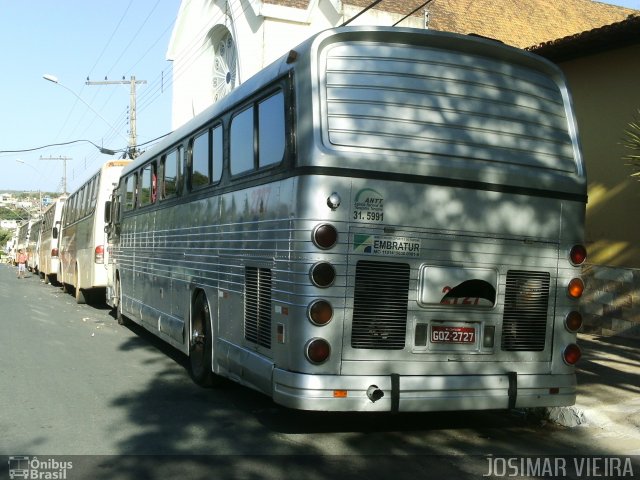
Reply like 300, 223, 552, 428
166, 0, 425, 128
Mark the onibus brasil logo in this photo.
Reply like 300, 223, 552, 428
8, 457, 73, 479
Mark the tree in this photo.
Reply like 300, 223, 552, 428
622, 109, 640, 181
0, 207, 28, 221
0, 228, 13, 246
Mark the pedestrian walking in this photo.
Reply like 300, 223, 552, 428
16, 249, 27, 279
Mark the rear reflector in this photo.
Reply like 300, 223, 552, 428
308, 300, 333, 326
563, 343, 582, 365
570, 244, 587, 265
565, 311, 583, 332
95, 245, 104, 264
567, 278, 584, 299
305, 338, 331, 364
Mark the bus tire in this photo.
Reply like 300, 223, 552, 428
189, 292, 215, 387
115, 277, 127, 326
75, 287, 87, 304
74, 265, 86, 304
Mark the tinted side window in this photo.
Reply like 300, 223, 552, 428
212, 125, 223, 183
163, 147, 182, 199
140, 163, 156, 206
89, 176, 98, 212
258, 92, 285, 168
125, 174, 137, 211
79, 186, 87, 219
191, 131, 209, 189
230, 107, 254, 175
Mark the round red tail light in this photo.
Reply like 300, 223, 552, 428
567, 278, 585, 299
310, 262, 336, 288
312, 224, 338, 249
570, 244, 587, 265
565, 311, 583, 332
308, 300, 333, 326
305, 338, 331, 364
563, 343, 582, 365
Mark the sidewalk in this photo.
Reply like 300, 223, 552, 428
563, 334, 640, 453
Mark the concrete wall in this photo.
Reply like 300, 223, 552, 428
558, 44, 640, 269
583, 264, 640, 338
557, 44, 640, 337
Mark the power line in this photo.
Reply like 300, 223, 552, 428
393, 0, 434, 26
0, 139, 120, 155
341, 0, 386, 26
104, 0, 162, 76
39, 156, 72, 194
86, 76, 148, 157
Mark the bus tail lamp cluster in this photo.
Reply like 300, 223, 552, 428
305, 338, 331, 364
310, 223, 338, 286
95, 245, 105, 264
563, 343, 582, 365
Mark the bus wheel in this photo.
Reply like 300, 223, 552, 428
189, 292, 215, 387
74, 266, 86, 304
115, 278, 127, 326
75, 285, 87, 304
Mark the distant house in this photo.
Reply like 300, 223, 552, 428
0, 193, 15, 207
0, 219, 18, 230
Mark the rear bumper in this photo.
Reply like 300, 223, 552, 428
272, 369, 576, 412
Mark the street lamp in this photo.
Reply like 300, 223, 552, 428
42, 74, 130, 149
15, 160, 43, 215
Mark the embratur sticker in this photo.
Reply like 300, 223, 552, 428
353, 234, 420, 257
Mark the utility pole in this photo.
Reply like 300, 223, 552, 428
39, 156, 72, 194
86, 76, 147, 158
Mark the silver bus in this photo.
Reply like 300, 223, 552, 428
38, 196, 66, 284
59, 159, 130, 303
106, 27, 587, 412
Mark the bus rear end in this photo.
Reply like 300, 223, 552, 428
272, 27, 586, 412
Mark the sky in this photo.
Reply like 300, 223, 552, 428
0, 0, 181, 194
0, 0, 638, 195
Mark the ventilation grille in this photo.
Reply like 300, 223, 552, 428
245, 267, 272, 349
352, 261, 410, 350
501, 270, 550, 352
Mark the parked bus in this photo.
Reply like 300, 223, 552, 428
59, 159, 130, 303
38, 196, 66, 284
106, 27, 587, 412
27, 218, 42, 273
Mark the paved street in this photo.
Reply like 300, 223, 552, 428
1, 263, 638, 479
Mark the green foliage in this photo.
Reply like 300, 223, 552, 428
0, 228, 12, 245
0, 207, 27, 221
622, 109, 640, 181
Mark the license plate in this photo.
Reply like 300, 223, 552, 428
431, 326, 476, 344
